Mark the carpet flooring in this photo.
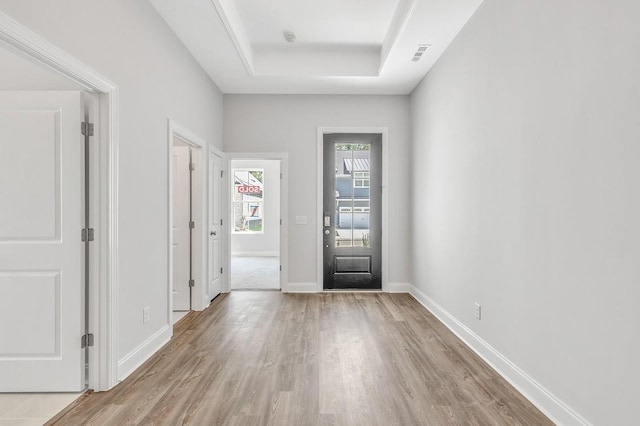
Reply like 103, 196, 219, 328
230, 256, 280, 289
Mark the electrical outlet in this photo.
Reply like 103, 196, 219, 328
295, 216, 307, 225
143, 306, 150, 324
474, 303, 481, 320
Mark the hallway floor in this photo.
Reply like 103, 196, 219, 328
230, 256, 280, 289
47, 292, 551, 425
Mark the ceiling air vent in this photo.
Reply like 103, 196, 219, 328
412, 44, 431, 62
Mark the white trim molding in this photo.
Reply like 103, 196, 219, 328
316, 127, 390, 293
0, 11, 120, 391
409, 285, 591, 426
284, 282, 319, 293
117, 325, 171, 383
385, 282, 412, 293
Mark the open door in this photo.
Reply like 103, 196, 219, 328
208, 152, 223, 299
172, 143, 192, 311
0, 91, 85, 391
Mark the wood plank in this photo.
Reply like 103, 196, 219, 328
49, 292, 552, 425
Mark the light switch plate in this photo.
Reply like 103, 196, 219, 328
295, 216, 307, 225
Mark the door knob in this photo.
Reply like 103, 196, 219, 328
210, 231, 217, 236
324, 229, 330, 235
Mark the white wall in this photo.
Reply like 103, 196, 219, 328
224, 95, 411, 288
231, 159, 280, 256
0, 0, 224, 379
410, 0, 640, 424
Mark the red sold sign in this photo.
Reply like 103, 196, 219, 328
238, 185, 261, 194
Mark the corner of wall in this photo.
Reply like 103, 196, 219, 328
117, 325, 172, 383
385, 282, 412, 293
408, 284, 591, 426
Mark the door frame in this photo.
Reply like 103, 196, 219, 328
0, 12, 120, 391
225, 153, 289, 292
316, 127, 389, 292
167, 120, 215, 315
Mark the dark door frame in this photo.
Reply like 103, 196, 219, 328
316, 127, 389, 292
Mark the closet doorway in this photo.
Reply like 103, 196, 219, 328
170, 135, 203, 322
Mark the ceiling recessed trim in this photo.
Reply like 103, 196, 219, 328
150, 0, 485, 94
210, 0, 254, 77
379, 0, 418, 74
210, 0, 410, 78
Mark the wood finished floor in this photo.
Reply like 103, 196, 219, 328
49, 292, 552, 425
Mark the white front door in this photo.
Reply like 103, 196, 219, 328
172, 145, 191, 311
208, 152, 223, 299
0, 91, 84, 391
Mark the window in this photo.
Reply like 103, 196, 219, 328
337, 199, 370, 213
353, 171, 370, 188
232, 169, 264, 233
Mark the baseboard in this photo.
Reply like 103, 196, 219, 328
283, 282, 411, 293
284, 282, 319, 293
231, 251, 279, 257
385, 282, 411, 292
409, 285, 590, 426
117, 325, 172, 383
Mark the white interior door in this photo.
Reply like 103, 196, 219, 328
208, 153, 223, 299
0, 91, 84, 391
172, 145, 191, 311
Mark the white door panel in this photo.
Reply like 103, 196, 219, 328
0, 91, 84, 391
208, 153, 222, 299
172, 146, 191, 311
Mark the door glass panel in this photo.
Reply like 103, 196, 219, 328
334, 143, 371, 248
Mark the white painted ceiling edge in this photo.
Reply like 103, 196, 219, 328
150, 0, 484, 95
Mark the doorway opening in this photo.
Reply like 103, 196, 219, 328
171, 137, 195, 319
169, 131, 204, 324
230, 159, 281, 290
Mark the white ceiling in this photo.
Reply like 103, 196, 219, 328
0, 42, 85, 91
151, 0, 483, 95
236, 0, 399, 46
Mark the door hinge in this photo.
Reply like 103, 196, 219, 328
81, 122, 94, 137
189, 221, 195, 229
220, 267, 223, 274
189, 162, 195, 171
220, 170, 224, 178
280, 172, 283, 179
81, 333, 94, 348
280, 219, 282, 225
280, 265, 282, 271
188, 279, 195, 288
81, 228, 94, 242
220, 219, 223, 226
